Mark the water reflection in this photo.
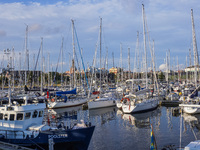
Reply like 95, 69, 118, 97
182, 113, 200, 132
118, 108, 161, 129
89, 106, 117, 125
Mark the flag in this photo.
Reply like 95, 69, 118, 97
150, 124, 157, 150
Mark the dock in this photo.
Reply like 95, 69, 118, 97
0, 141, 33, 150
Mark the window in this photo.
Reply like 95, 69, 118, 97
4, 114, 8, 121
39, 111, 43, 117
0, 113, 3, 120
25, 112, 31, 119
17, 113, 23, 120
9, 114, 15, 121
32, 110, 38, 118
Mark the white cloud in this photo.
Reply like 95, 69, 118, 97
0, 0, 199, 72
159, 64, 166, 70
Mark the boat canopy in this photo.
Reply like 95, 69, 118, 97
56, 88, 77, 95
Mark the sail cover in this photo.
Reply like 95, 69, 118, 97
56, 88, 77, 95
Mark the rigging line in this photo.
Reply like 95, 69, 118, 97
53, 46, 62, 84
74, 44, 86, 94
30, 44, 41, 87
74, 25, 90, 91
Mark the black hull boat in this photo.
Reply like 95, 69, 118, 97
0, 126, 95, 150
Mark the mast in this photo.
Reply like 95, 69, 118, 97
99, 17, 102, 94
33, 54, 35, 88
186, 56, 188, 84
112, 52, 114, 68
72, 20, 76, 88
142, 4, 148, 88
134, 31, 139, 79
61, 37, 64, 88
128, 47, 130, 79
106, 47, 108, 85
24, 25, 28, 86
120, 43, 123, 82
48, 53, 50, 90
40, 37, 43, 95
1, 55, 4, 90
12, 47, 15, 91
191, 9, 199, 88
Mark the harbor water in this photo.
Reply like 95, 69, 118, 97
50, 105, 200, 150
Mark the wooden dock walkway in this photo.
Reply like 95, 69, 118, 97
0, 141, 33, 150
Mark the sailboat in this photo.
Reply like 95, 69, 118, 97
0, 61, 95, 150
179, 9, 200, 115
87, 18, 120, 109
121, 4, 159, 114
48, 20, 88, 109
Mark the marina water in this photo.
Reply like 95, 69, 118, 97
51, 105, 200, 150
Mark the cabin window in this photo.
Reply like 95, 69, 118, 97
4, 114, 8, 121
0, 113, 3, 120
9, 114, 15, 121
39, 111, 43, 117
25, 112, 31, 119
17, 113, 23, 120
32, 110, 38, 118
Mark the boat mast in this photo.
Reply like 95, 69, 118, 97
24, 25, 28, 86
1, 55, 4, 90
128, 47, 130, 79
99, 17, 102, 95
40, 37, 43, 95
142, 4, 148, 89
12, 47, 15, 91
72, 20, 76, 89
48, 53, 50, 90
120, 43, 123, 82
191, 9, 199, 88
61, 37, 64, 89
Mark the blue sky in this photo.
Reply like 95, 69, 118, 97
0, 0, 200, 72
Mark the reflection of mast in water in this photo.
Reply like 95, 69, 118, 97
166, 107, 173, 130
121, 108, 161, 129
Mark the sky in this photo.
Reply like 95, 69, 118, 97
0, 0, 200, 72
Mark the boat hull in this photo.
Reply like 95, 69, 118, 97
0, 126, 95, 150
122, 99, 158, 114
88, 98, 116, 109
48, 98, 88, 109
179, 104, 200, 114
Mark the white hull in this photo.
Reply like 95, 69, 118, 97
88, 97, 117, 109
122, 98, 158, 114
179, 104, 200, 114
116, 101, 123, 109
48, 98, 88, 109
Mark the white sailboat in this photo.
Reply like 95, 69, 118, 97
179, 9, 200, 115
48, 20, 88, 109
87, 18, 120, 109
121, 4, 159, 114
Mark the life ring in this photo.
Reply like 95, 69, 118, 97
121, 97, 130, 102
51, 98, 55, 102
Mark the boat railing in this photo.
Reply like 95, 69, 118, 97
0, 129, 37, 139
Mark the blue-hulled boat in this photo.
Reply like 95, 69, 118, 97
0, 90, 94, 150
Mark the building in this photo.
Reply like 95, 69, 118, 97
185, 66, 200, 72
109, 67, 118, 75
